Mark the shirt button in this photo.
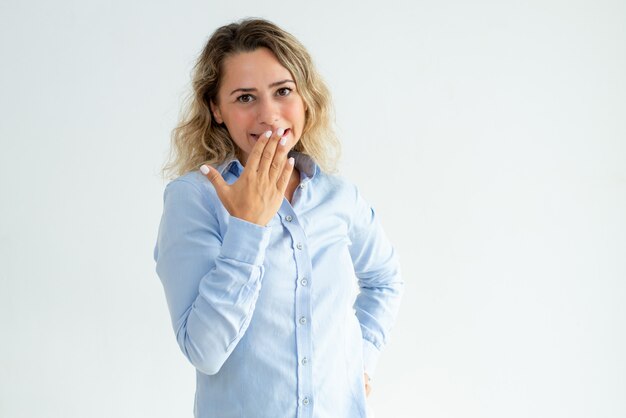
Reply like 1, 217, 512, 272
285, 215, 293, 222
301, 357, 308, 365
299, 316, 307, 325
299, 183, 306, 189
300, 278, 308, 286
296, 242, 303, 250
302, 397, 310, 406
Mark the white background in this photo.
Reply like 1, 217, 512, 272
1, 1, 625, 417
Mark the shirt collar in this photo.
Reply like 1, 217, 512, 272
215, 151, 319, 182
216, 156, 243, 178
289, 150, 318, 183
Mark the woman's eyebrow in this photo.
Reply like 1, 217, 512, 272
269, 79, 295, 88
229, 79, 295, 96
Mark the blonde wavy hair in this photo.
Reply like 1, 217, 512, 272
162, 18, 341, 179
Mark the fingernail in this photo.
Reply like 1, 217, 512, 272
200, 165, 210, 175
265, 130, 272, 138
280, 136, 287, 146
288, 157, 295, 165
277, 127, 285, 136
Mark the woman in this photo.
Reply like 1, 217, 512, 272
154, 18, 403, 418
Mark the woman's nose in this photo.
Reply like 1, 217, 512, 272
256, 97, 279, 125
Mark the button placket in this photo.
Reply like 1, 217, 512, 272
281, 205, 314, 418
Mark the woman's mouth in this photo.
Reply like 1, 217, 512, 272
250, 128, 290, 141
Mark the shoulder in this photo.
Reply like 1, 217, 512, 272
166, 170, 215, 193
318, 172, 378, 234
163, 170, 220, 211
167, 169, 208, 187
312, 171, 368, 230
314, 170, 359, 198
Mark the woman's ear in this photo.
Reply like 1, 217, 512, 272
210, 101, 223, 124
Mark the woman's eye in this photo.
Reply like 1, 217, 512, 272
276, 87, 292, 97
237, 94, 254, 103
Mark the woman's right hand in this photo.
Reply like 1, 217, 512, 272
200, 129, 295, 226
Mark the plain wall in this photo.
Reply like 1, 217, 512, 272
1, 0, 625, 417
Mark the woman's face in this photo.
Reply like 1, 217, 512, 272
210, 47, 307, 165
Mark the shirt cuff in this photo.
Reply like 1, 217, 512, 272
362, 339, 381, 380
221, 215, 272, 265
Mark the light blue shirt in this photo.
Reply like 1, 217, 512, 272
154, 152, 403, 418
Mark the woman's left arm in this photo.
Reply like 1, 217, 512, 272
348, 184, 404, 381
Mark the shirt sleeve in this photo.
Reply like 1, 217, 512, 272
153, 178, 272, 375
347, 184, 404, 379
